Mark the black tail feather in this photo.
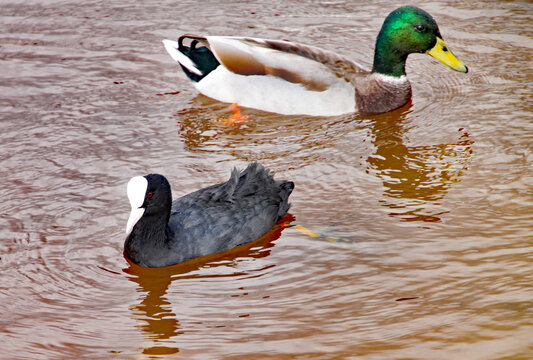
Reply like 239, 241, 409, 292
177, 35, 220, 82
277, 180, 294, 220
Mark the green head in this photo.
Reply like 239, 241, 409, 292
372, 6, 468, 76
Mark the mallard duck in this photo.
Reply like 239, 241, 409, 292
162, 6, 467, 116
125, 163, 294, 268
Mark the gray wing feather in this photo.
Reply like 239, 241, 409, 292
167, 163, 293, 263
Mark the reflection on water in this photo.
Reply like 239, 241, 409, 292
126, 267, 181, 356
367, 105, 474, 222
123, 219, 289, 355
175, 97, 474, 225
1, 0, 532, 359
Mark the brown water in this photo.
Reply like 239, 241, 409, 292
1, 1, 532, 359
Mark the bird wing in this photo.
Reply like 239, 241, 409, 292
204, 36, 367, 91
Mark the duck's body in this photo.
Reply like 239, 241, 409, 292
125, 163, 294, 268
163, 6, 467, 116
164, 36, 411, 116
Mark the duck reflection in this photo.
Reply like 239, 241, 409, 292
366, 106, 474, 222
123, 217, 291, 355
175, 97, 473, 223
174, 95, 333, 154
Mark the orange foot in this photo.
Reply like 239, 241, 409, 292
218, 103, 249, 126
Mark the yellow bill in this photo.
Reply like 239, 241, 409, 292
426, 37, 468, 73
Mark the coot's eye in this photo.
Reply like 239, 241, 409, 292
415, 24, 426, 33
147, 192, 153, 198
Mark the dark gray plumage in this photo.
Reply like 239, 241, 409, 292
124, 162, 294, 268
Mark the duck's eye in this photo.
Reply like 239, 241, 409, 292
147, 192, 153, 198
414, 24, 426, 33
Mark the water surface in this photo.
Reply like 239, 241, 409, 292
0, 0, 532, 359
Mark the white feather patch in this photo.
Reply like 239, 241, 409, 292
162, 39, 203, 76
127, 176, 148, 209
126, 176, 148, 235
196, 66, 356, 116
373, 74, 408, 84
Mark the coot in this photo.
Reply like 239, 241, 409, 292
124, 162, 294, 267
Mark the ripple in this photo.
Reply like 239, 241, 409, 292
1, 0, 532, 359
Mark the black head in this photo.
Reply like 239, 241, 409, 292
126, 173, 172, 236
141, 174, 172, 216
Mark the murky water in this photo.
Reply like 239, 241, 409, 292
1, 0, 532, 359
